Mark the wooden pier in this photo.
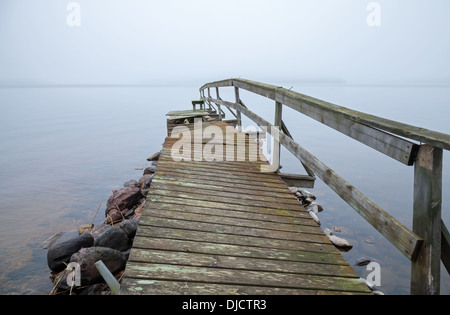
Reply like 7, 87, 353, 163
119, 78, 450, 295
121, 120, 371, 295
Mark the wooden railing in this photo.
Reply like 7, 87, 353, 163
199, 78, 450, 295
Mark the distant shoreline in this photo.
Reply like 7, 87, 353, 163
2, 83, 450, 89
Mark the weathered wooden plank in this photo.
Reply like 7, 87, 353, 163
231, 80, 277, 102
124, 263, 370, 293
143, 207, 313, 232
165, 140, 257, 148
200, 79, 235, 90
151, 175, 292, 195
150, 182, 301, 206
166, 124, 228, 132
141, 208, 317, 232
155, 170, 285, 188
165, 135, 255, 142
166, 126, 250, 136
128, 249, 359, 278
161, 148, 263, 160
163, 145, 262, 155
145, 202, 312, 225
154, 164, 283, 183
157, 163, 278, 180
158, 157, 267, 169
166, 125, 241, 137
157, 159, 267, 173
151, 177, 295, 199
136, 226, 332, 252
279, 173, 316, 189
147, 195, 310, 220
159, 152, 261, 166
160, 151, 264, 163
121, 279, 368, 295
166, 110, 210, 119
148, 188, 307, 212
164, 136, 255, 143
411, 145, 443, 295
131, 237, 346, 265
153, 171, 292, 190
160, 150, 265, 163
162, 145, 262, 155
139, 216, 324, 240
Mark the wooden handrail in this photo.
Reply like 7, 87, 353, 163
204, 95, 423, 261
201, 78, 450, 151
200, 78, 449, 295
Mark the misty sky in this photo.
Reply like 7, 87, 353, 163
0, 0, 449, 85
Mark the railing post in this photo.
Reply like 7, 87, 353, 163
216, 87, 222, 121
206, 88, 212, 112
273, 101, 283, 172
411, 144, 443, 295
235, 87, 242, 131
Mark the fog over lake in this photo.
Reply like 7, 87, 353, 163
0, 1, 449, 295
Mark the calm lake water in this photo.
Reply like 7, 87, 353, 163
0, 84, 449, 295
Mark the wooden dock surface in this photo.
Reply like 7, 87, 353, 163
120, 121, 370, 295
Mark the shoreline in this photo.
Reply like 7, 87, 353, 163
44, 151, 161, 295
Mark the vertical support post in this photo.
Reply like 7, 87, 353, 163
207, 88, 213, 112
235, 87, 242, 131
441, 221, 450, 275
204, 89, 211, 112
216, 87, 222, 121
273, 102, 283, 172
411, 144, 443, 295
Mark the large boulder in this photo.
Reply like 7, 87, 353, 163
104, 209, 124, 225
138, 174, 153, 187
119, 219, 139, 239
94, 226, 130, 252
106, 186, 143, 215
143, 165, 157, 175
70, 247, 127, 286
123, 179, 137, 187
47, 234, 94, 272
147, 151, 161, 161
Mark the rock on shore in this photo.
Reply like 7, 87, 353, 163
46, 154, 159, 295
94, 226, 130, 252
47, 234, 94, 272
105, 186, 144, 217
70, 247, 127, 286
